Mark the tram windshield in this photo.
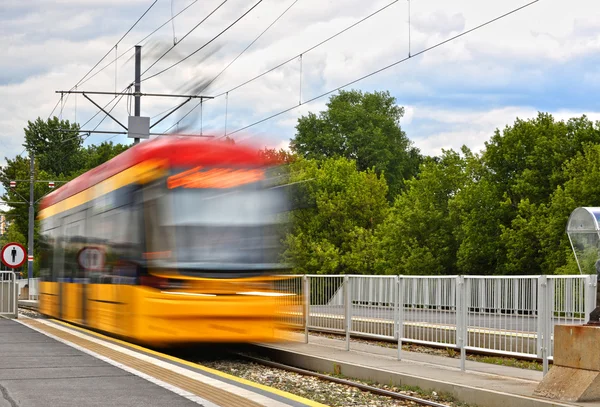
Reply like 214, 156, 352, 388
145, 169, 289, 274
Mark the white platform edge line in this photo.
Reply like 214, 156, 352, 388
15, 316, 218, 407
26, 317, 290, 407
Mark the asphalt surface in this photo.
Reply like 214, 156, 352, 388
0, 319, 200, 407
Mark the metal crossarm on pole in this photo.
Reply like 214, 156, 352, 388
57, 90, 210, 99
82, 94, 128, 130
150, 97, 192, 129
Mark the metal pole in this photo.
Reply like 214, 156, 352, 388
134, 45, 141, 144
397, 276, 405, 361
539, 275, 549, 376
344, 275, 350, 351
27, 153, 34, 297
304, 275, 309, 343
457, 276, 466, 372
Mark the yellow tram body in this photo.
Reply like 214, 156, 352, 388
38, 138, 294, 345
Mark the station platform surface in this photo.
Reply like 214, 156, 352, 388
261, 332, 600, 407
0, 317, 323, 407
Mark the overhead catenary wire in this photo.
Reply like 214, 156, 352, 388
73, 0, 159, 90
140, 0, 229, 79
219, 0, 541, 139
215, 0, 400, 97
163, 0, 398, 133
205, 0, 301, 93
158, 0, 300, 133
141, 0, 265, 83
77, 0, 201, 89
44, 0, 160, 141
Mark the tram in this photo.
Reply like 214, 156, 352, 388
38, 137, 293, 345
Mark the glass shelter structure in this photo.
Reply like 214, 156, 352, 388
567, 207, 600, 322
566, 207, 600, 275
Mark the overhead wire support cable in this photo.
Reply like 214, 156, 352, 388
147, 0, 298, 130
171, 0, 177, 44
220, 0, 541, 138
204, 0, 301, 91
214, 0, 400, 97
299, 54, 303, 105
166, 0, 387, 134
141, 0, 265, 83
77, 0, 201, 88
72, 0, 158, 89
408, 0, 411, 57
47, 97, 62, 120
141, 0, 229, 78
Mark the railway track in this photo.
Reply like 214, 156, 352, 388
232, 352, 451, 407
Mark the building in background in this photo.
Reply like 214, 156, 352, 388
0, 215, 6, 236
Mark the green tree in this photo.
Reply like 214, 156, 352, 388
80, 142, 130, 170
540, 144, 600, 274
376, 149, 468, 275
24, 117, 82, 177
283, 157, 389, 275
1, 118, 131, 274
455, 113, 600, 275
291, 90, 421, 197
449, 151, 509, 275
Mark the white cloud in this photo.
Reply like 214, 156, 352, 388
2, 0, 600, 168
406, 106, 600, 157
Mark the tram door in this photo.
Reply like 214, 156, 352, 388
61, 213, 86, 325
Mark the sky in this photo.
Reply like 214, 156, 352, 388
1, 0, 600, 176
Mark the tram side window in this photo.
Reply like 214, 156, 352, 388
40, 227, 56, 282
88, 203, 139, 284
64, 218, 85, 282
52, 216, 66, 282
88, 210, 111, 283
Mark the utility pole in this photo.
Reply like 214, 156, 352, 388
134, 45, 141, 145
27, 152, 34, 288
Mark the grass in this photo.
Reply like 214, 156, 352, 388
326, 370, 479, 407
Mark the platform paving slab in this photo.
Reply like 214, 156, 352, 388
0, 318, 201, 407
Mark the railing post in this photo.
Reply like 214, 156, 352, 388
397, 275, 404, 361
456, 275, 466, 372
303, 275, 309, 344
586, 274, 597, 324
14, 273, 18, 318
344, 275, 351, 351
538, 275, 549, 376
536, 276, 544, 359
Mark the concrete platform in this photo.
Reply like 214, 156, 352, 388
0, 318, 323, 407
0, 318, 199, 407
259, 333, 600, 407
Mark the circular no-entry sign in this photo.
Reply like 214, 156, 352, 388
1, 243, 26, 269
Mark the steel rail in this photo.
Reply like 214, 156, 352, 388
235, 353, 451, 407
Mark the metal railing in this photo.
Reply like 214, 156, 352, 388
0, 272, 18, 318
277, 274, 597, 376
22, 274, 597, 375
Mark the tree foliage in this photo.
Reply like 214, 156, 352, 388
376, 149, 467, 275
0, 117, 130, 276
290, 90, 421, 197
283, 157, 388, 275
